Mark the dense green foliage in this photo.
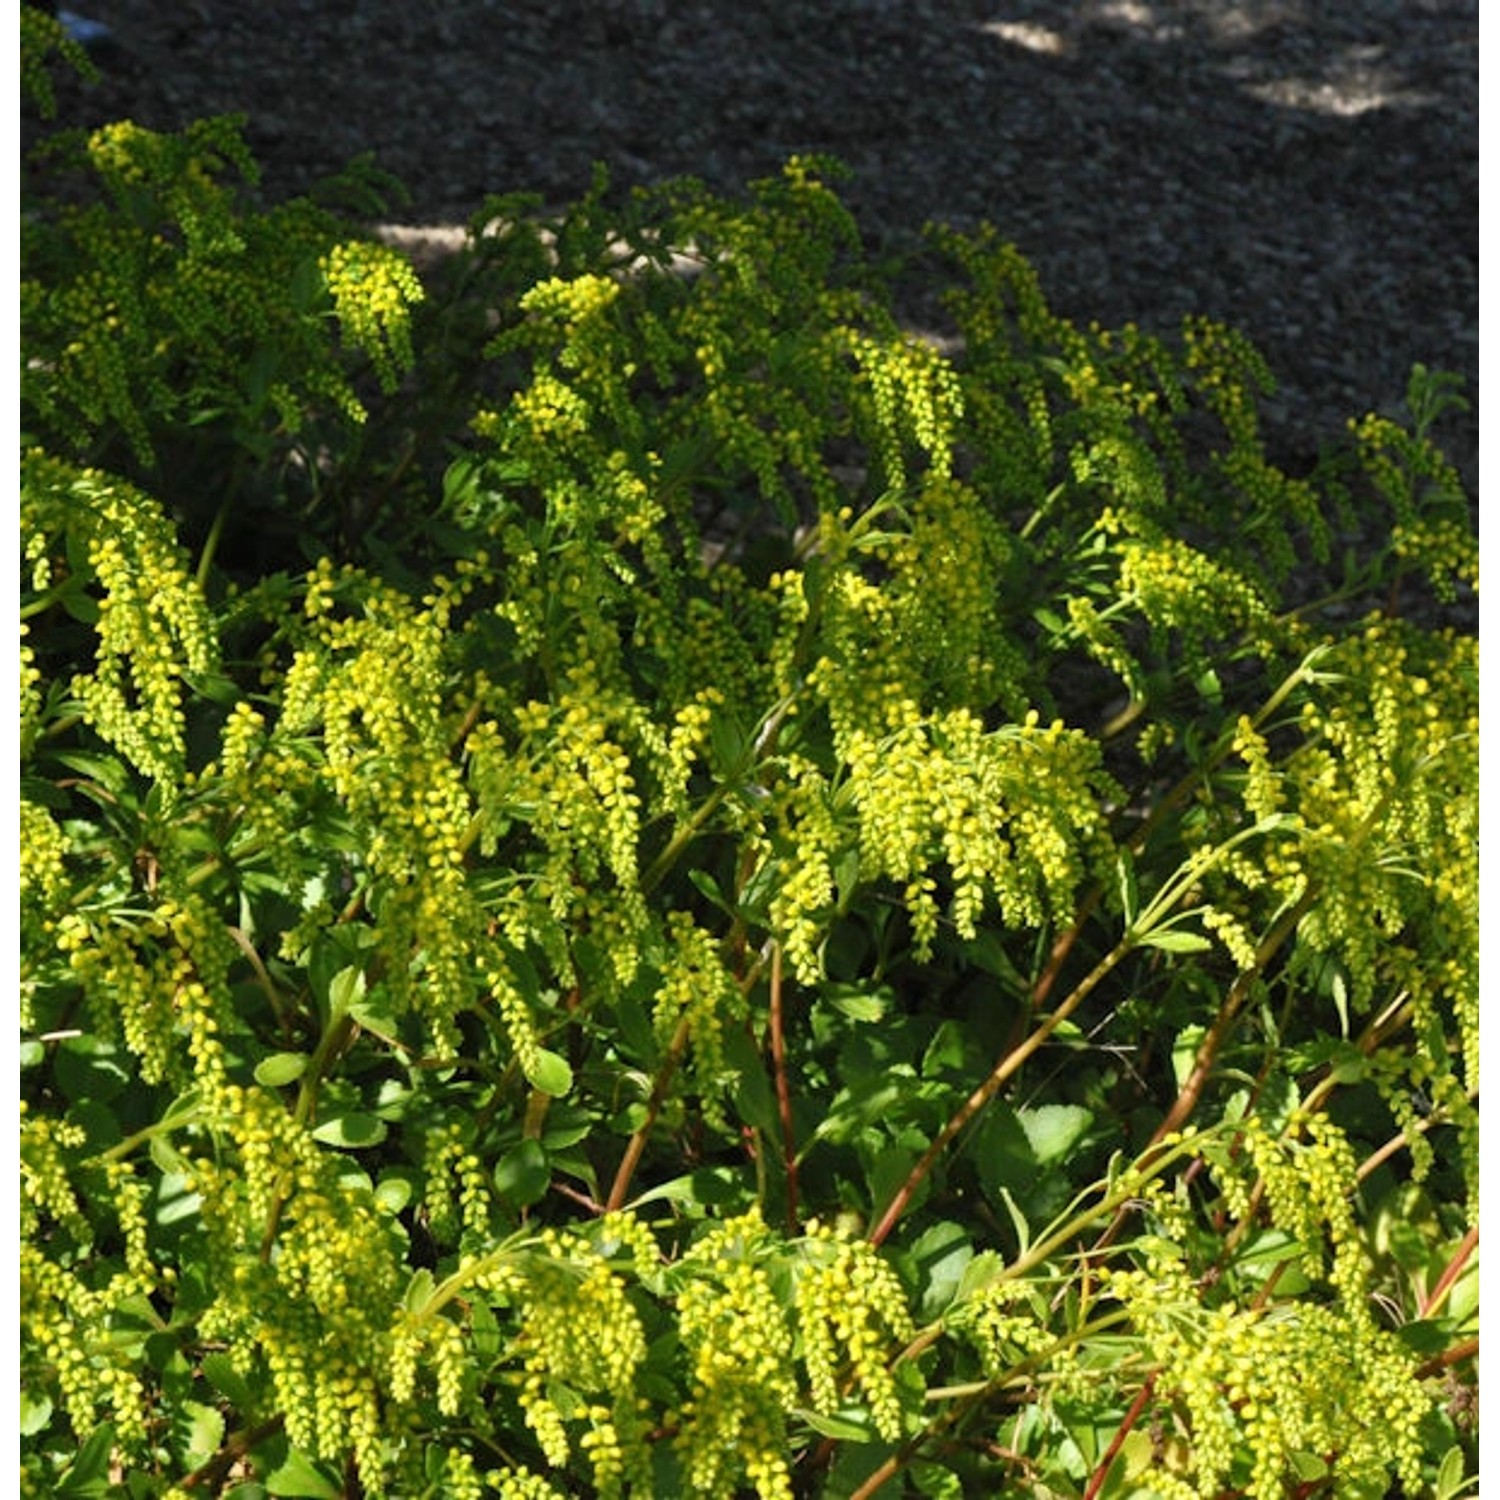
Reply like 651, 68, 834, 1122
20, 12, 1477, 1497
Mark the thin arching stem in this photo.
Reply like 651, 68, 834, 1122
768, 941, 800, 1234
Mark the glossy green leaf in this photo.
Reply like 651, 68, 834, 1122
309, 1111, 386, 1148
253, 1052, 308, 1087
494, 1138, 551, 1207
1018, 1103, 1093, 1166
263, 1448, 343, 1499
1137, 927, 1213, 954
524, 1047, 574, 1098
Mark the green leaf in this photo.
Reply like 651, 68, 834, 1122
810, 1075, 908, 1146
1435, 1445, 1470, 1500
909, 1219, 975, 1322
686, 868, 731, 912
309, 1111, 386, 1148
263, 1448, 344, 1499
1393, 1319, 1452, 1357
202, 1352, 253, 1411
403, 1270, 436, 1314
19, 1387, 52, 1437
823, 985, 890, 1024
971, 1100, 1037, 1200
524, 1047, 574, 1098
1171, 1025, 1206, 1089
922, 1019, 977, 1079
1116, 850, 1139, 927
254, 1052, 308, 1088
470, 1297, 502, 1361
177, 1399, 225, 1467
627, 1167, 742, 1210
327, 964, 366, 1017
868, 1144, 923, 1226
954, 1250, 1005, 1304
155, 1168, 202, 1226
725, 1024, 777, 1136
1137, 927, 1213, 953
56, 1423, 115, 1497
992, 1185, 1032, 1257
911, 1461, 965, 1498
350, 987, 401, 1042
374, 1171, 415, 1215
794, 1406, 879, 1442
1286, 1450, 1329, 1483
55, 1035, 130, 1104
494, 1139, 551, 1208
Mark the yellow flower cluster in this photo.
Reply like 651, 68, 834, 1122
20, 1242, 150, 1454
962, 1278, 1058, 1381
676, 1210, 797, 1500
519, 272, 621, 326
494, 1470, 569, 1500
1103, 1240, 1427, 1498
651, 912, 745, 1129
845, 329, 964, 487
422, 1119, 494, 1250
178, 1082, 407, 1486
795, 1218, 916, 1442
1116, 527, 1272, 653
1286, 620, 1476, 1046
1181, 315, 1275, 451
19, 1119, 163, 1455
516, 273, 626, 396
19, 798, 70, 929
478, 1229, 649, 1489
1392, 517, 1480, 601
1238, 1114, 1366, 1294
319, 238, 424, 394
55, 895, 233, 1093
19, 1106, 88, 1242
22, 453, 218, 783
272, 568, 507, 1048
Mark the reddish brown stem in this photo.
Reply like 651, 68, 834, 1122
1415, 1335, 1477, 1380
1083, 1374, 1157, 1500
1150, 890, 1316, 1153
1090, 889, 1316, 1262
869, 918, 1124, 1249
180, 1416, 285, 1490
606, 949, 770, 1211
606, 1014, 691, 1212
1420, 1225, 1478, 1320
768, 941, 800, 1234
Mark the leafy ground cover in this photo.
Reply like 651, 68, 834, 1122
19, 11, 1478, 1498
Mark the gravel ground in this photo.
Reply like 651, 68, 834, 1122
28, 0, 1478, 489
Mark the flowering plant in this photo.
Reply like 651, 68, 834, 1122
21, 12, 1476, 1496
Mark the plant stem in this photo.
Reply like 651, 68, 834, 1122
1083, 1373, 1157, 1500
606, 1014, 692, 1213
768, 940, 800, 1234
845, 1309, 1137, 1500
1415, 1336, 1478, 1380
607, 944, 771, 1211
195, 498, 231, 590
869, 928, 1134, 1249
180, 1416, 286, 1492
639, 781, 734, 894
1355, 1088, 1476, 1183
1420, 1225, 1478, 1319
1142, 886, 1316, 1153
99, 1103, 206, 1164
